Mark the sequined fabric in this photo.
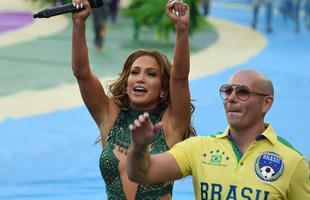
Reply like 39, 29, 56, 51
99, 108, 173, 200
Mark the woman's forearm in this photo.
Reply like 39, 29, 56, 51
72, 21, 91, 78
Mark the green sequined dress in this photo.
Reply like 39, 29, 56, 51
99, 108, 173, 200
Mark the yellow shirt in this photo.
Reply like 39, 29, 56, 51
169, 124, 310, 200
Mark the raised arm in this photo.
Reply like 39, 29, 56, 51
164, 0, 191, 146
127, 113, 183, 184
71, 0, 114, 127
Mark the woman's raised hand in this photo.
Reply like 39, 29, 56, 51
166, 0, 189, 30
72, 0, 92, 23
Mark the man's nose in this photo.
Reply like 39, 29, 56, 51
226, 90, 237, 102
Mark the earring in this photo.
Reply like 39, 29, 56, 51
160, 93, 164, 98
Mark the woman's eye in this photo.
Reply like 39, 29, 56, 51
130, 70, 139, 75
148, 73, 156, 77
147, 71, 157, 77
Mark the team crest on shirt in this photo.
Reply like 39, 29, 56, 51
255, 151, 284, 182
202, 149, 230, 167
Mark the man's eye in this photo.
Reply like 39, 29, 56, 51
225, 89, 232, 94
223, 86, 233, 94
237, 88, 249, 94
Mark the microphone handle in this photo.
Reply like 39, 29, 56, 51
33, 4, 82, 18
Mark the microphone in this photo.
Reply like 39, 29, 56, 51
33, 0, 103, 18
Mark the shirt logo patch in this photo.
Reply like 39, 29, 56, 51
255, 151, 284, 182
202, 149, 230, 167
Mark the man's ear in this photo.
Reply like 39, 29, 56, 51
262, 96, 274, 114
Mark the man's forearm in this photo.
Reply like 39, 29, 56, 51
127, 144, 151, 183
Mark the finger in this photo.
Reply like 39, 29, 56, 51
74, 0, 88, 9
176, 4, 188, 18
172, 6, 180, 16
143, 112, 149, 119
134, 119, 141, 127
129, 124, 135, 131
74, 0, 83, 4
168, 0, 176, 5
182, 4, 189, 14
154, 121, 163, 132
167, 0, 182, 12
175, 2, 187, 16
73, 0, 80, 8
138, 114, 145, 123
168, 0, 183, 5
82, 0, 90, 7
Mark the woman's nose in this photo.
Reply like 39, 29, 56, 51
136, 73, 145, 82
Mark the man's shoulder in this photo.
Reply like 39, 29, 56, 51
276, 136, 304, 157
265, 124, 304, 158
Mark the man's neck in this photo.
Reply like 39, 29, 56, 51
229, 124, 266, 154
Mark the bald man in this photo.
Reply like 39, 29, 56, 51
127, 69, 310, 199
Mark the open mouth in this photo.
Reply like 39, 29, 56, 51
133, 86, 147, 94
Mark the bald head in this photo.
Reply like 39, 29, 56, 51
229, 69, 274, 96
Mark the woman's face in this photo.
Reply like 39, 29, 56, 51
127, 55, 163, 110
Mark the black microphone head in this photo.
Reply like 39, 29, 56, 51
88, 0, 104, 8
33, 13, 41, 18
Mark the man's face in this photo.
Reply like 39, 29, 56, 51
222, 73, 268, 130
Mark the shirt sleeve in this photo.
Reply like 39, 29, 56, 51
288, 157, 310, 199
168, 137, 199, 177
